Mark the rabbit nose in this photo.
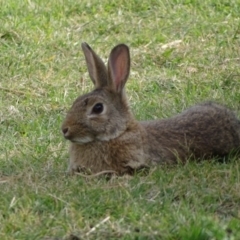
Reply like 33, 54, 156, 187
62, 127, 69, 136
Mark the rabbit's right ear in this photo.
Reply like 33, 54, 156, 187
108, 44, 130, 93
81, 42, 108, 88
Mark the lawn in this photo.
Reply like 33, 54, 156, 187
1, 0, 240, 239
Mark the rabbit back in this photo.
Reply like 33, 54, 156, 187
142, 102, 240, 164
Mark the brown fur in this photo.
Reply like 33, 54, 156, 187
62, 43, 240, 175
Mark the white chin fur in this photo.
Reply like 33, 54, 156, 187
72, 136, 94, 144
73, 130, 125, 144
96, 131, 121, 141
96, 135, 115, 141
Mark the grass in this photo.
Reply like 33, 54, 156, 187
1, 0, 240, 239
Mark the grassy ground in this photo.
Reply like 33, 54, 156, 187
1, 0, 240, 239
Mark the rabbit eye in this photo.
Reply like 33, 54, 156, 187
92, 103, 104, 114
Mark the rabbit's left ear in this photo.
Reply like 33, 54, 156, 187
108, 44, 130, 93
81, 42, 108, 88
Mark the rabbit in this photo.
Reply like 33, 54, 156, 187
61, 42, 240, 175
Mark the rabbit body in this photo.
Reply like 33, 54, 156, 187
62, 43, 240, 175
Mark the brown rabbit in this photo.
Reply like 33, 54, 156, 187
61, 42, 240, 175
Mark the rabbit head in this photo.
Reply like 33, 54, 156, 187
62, 43, 134, 144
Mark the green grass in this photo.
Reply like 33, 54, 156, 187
1, 0, 240, 239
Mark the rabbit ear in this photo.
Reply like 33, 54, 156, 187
81, 42, 108, 88
108, 44, 130, 93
